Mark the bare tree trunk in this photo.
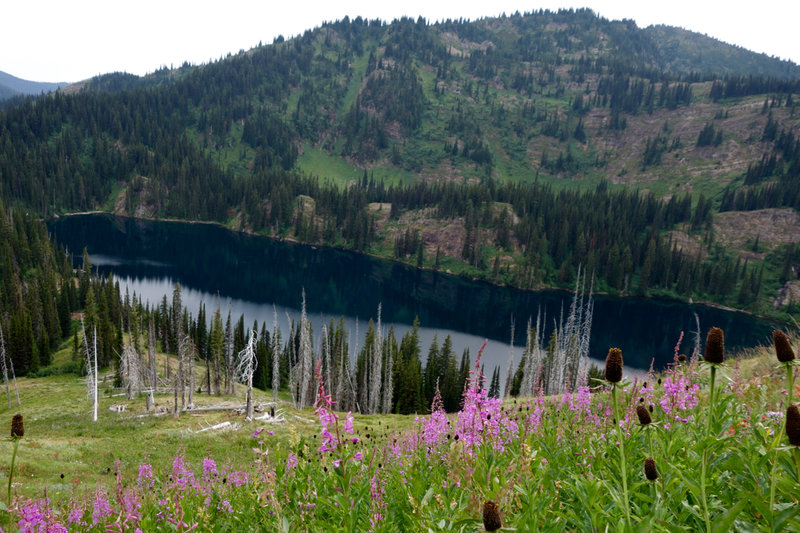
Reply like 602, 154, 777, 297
205, 357, 211, 394
382, 326, 393, 414
173, 358, 179, 418
235, 330, 258, 420
9, 358, 19, 407
322, 325, 331, 398
120, 344, 140, 401
93, 326, 98, 422
369, 306, 383, 414
0, 323, 11, 408
178, 339, 185, 410
335, 338, 345, 409
187, 338, 195, 409
504, 317, 515, 398
81, 320, 98, 421
272, 306, 280, 405
0, 324, 19, 407
298, 290, 313, 409
287, 313, 297, 409
148, 321, 157, 394
349, 321, 361, 414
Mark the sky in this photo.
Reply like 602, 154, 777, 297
3, 0, 799, 83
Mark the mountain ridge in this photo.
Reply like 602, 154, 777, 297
0, 70, 69, 100
1, 8, 799, 319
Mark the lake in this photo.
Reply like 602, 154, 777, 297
48, 214, 777, 383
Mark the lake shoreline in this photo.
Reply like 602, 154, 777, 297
47, 210, 781, 327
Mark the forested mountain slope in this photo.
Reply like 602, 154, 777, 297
1, 8, 799, 317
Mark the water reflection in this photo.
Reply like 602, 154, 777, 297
48, 214, 776, 380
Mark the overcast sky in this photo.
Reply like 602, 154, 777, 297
3, 0, 798, 82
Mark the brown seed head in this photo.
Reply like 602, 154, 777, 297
704, 327, 725, 364
644, 457, 659, 481
605, 348, 623, 383
636, 405, 652, 425
11, 413, 24, 438
482, 500, 502, 532
787, 404, 800, 447
773, 330, 795, 364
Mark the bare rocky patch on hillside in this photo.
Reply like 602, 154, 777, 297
713, 208, 800, 250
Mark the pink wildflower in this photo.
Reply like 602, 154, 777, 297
92, 490, 113, 525
286, 453, 298, 470
202, 457, 218, 481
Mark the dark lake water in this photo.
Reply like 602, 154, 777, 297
48, 214, 777, 383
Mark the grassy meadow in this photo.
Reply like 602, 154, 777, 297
1, 329, 799, 532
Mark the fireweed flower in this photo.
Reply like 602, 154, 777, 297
202, 457, 219, 481
92, 490, 113, 525
218, 500, 234, 514
170, 456, 195, 491
455, 344, 518, 452
17, 498, 69, 533
527, 401, 546, 432
286, 453, 299, 470
659, 375, 700, 422
417, 384, 451, 454
67, 507, 86, 526
137, 463, 154, 490
227, 470, 249, 487
370, 474, 388, 529
313, 360, 354, 453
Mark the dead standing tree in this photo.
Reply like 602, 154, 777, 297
181, 335, 197, 409
368, 304, 384, 415
271, 306, 280, 405
81, 320, 99, 422
235, 329, 258, 420
298, 290, 313, 410
119, 343, 143, 401
0, 323, 20, 407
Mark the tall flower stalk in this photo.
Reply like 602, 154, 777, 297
313, 361, 360, 529
8, 414, 24, 528
701, 326, 724, 533
768, 329, 796, 526
605, 347, 631, 529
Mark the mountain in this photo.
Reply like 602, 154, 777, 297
645, 25, 800, 79
0, 70, 69, 100
0, 8, 799, 318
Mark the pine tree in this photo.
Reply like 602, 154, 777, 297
395, 318, 424, 415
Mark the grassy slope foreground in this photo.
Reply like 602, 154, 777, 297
2, 330, 799, 531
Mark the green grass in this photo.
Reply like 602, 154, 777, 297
296, 143, 361, 185
1, 342, 414, 502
